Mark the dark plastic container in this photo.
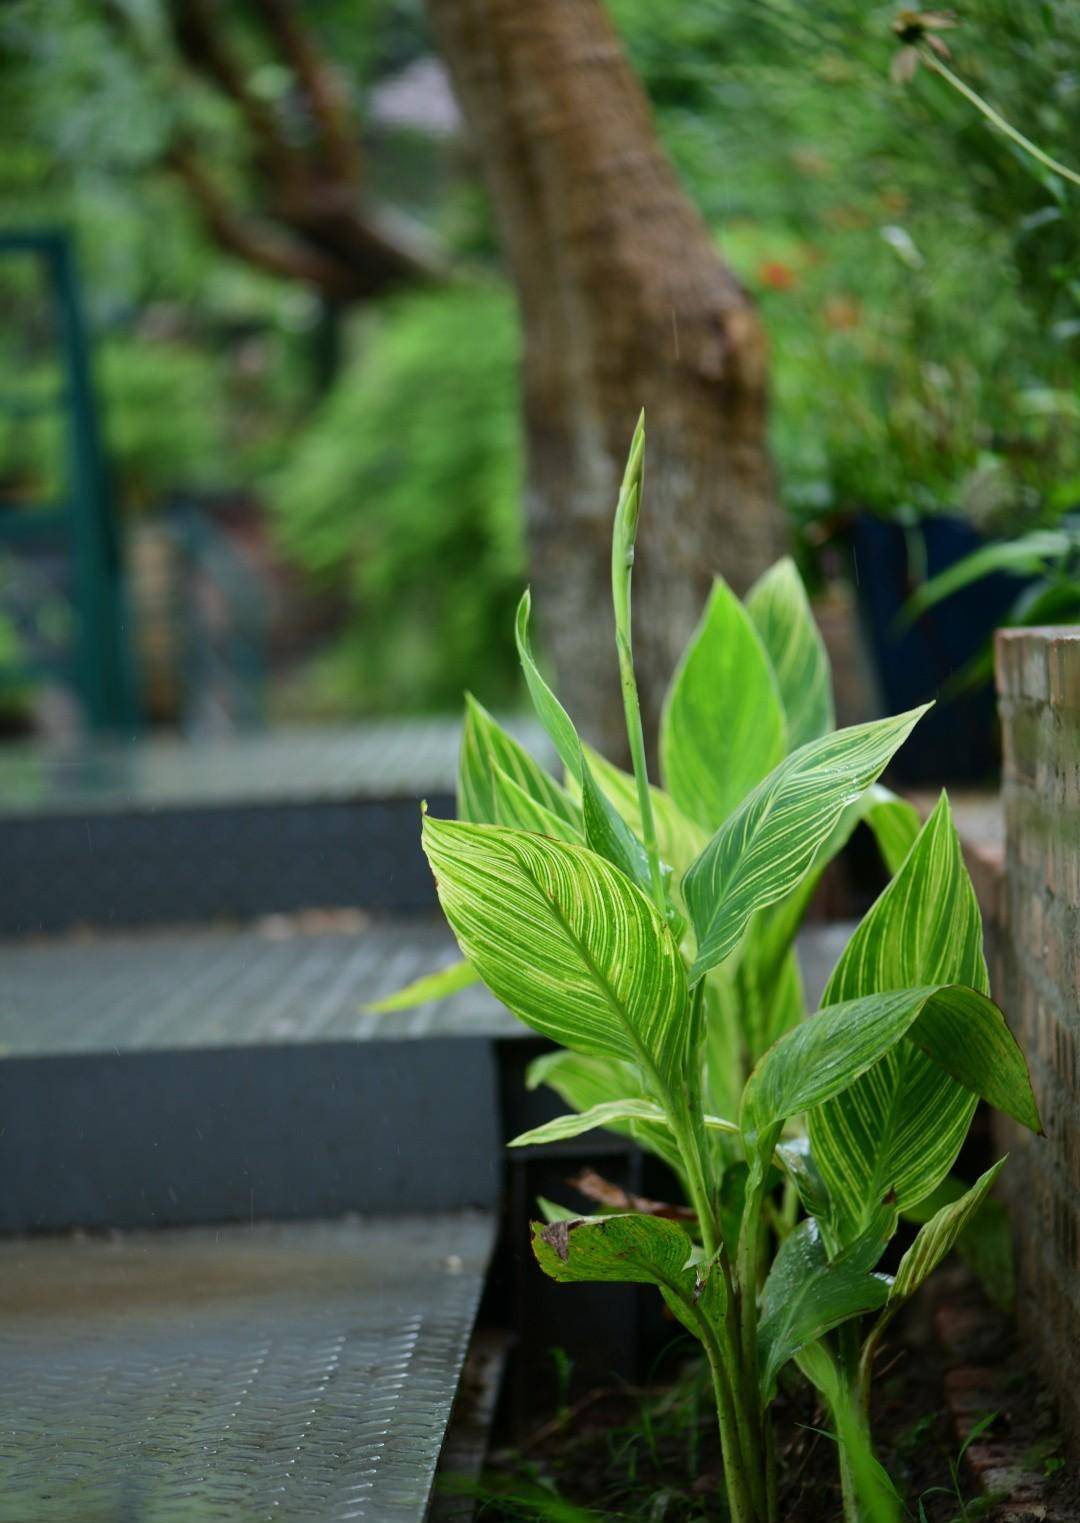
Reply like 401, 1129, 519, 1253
850, 513, 1026, 784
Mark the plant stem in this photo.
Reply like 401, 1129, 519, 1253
733, 1154, 776, 1522
835, 1322, 876, 1523
703, 1329, 759, 1523
610, 412, 666, 915
667, 1108, 766, 1520
921, 50, 1080, 188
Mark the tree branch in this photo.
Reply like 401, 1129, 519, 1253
165, 144, 362, 296
245, 0, 364, 183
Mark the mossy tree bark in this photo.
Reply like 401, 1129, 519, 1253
427, 0, 786, 758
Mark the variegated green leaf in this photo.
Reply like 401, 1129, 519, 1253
457, 693, 578, 828
758, 1208, 894, 1402
717, 786, 919, 1065
508, 1098, 669, 1149
742, 982, 1037, 1139
809, 796, 1022, 1241
363, 957, 477, 1013
532, 1213, 727, 1344
536, 1196, 582, 1224
660, 578, 786, 832
889, 1159, 1006, 1305
734, 939, 806, 1065
745, 558, 834, 751
684, 708, 928, 981
423, 817, 689, 1094
513, 591, 581, 784
776, 1137, 832, 1221
526, 1048, 684, 1174
863, 785, 921, 876
582, 745, 708, 879
514, 591, 654, 894
490, 764, 580, 842
703, 970, 744, 1122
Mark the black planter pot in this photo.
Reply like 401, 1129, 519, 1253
850, 513, 1024, 785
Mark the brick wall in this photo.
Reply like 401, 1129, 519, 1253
995, 627, 1080, 1444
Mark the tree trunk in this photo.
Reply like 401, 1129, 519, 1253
427, 0, 787, 759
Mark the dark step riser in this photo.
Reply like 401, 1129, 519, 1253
1, 1034, 498, 1233
3, 793, 452, 935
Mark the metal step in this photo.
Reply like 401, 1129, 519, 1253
0, 1212, 495, 1523
0, 916, 851, 1236
0, 718, 549, 934
0, 917, 522, 1234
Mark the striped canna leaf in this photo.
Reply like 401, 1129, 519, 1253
745, 557, 835, 751
809, 795, 1015, 1241
508, 1097, 671, 1148
582, 745, 708, 880
741, 981, 1039, 1141
490, 763, 581, 842
660, 578, 786, 832
514, 591, 655, 895
757, 1207, 895, 1402
531, 1213, 728, 1344
422, 816, 690, 1096
684, 707, 928, 981
363, 957, 477, 1012
526, 1048, 685, 1174
457, 693, 579, 829
889, 1158, 1006, 1306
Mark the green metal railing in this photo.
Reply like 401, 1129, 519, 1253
0, 230, 138, 732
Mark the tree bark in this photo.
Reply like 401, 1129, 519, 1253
426, 0, 787, 758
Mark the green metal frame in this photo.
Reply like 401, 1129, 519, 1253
0, 230, 137, 731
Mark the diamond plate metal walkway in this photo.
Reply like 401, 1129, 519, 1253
0, 917, 517, 1057
0, 1213, 495, 1523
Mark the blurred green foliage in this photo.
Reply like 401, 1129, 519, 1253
269, 284, 523, 712
612, 0, 1080, 534
0, 0, 1077, 715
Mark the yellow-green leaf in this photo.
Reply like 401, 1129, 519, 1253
808, 795, 1035, 1242
745, 558, 834, 751
889, 1159, 1006, 1305
423, 817, 689, 1094
660, 578, 786, 832
684, 708, 928, 981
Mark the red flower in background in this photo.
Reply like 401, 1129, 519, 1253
758, 260, 796, 291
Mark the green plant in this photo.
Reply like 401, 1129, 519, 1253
393, 416, 1041, 1523
916, 1410, 1001, 1522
